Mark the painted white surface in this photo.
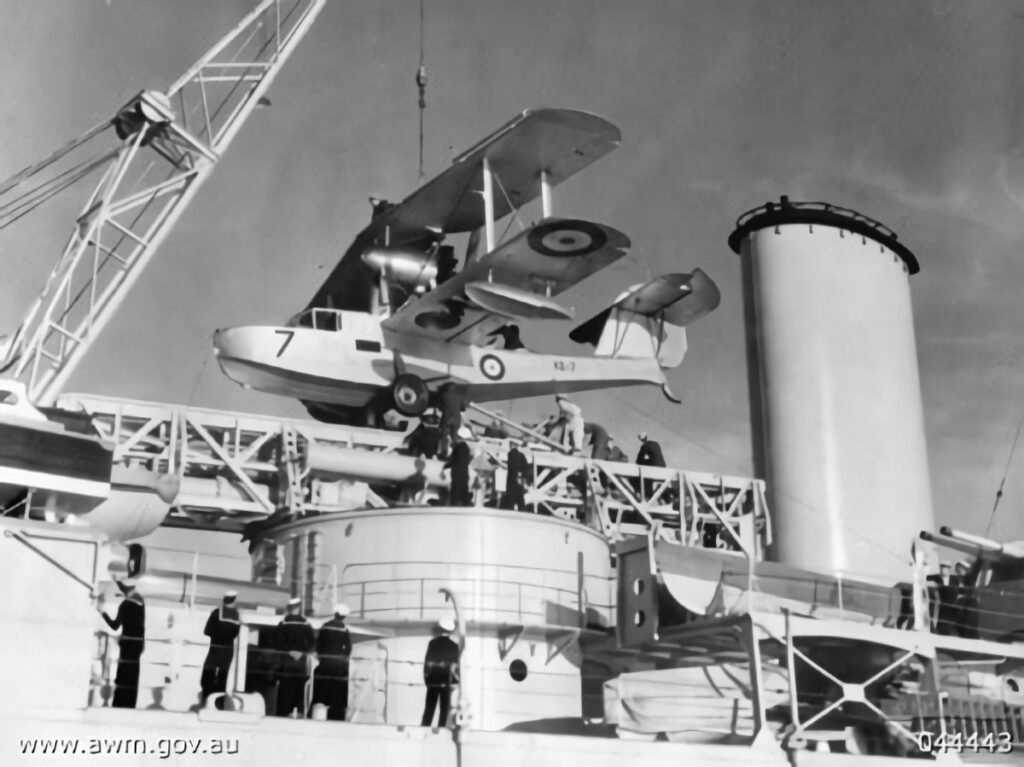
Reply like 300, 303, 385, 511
743, 224, 935, 582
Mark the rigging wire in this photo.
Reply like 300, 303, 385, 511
415, 0, 427, 181
985, 416, 1023, 536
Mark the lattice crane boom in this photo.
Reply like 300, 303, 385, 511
0, 0, 325, 405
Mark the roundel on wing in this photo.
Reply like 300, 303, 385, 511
527, 220, 608, 257
479, 354, 505, 381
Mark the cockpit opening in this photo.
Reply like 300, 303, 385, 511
288, 308, 343, 331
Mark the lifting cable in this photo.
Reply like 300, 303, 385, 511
985, 415, 1023, 536
415, 0, 427, 181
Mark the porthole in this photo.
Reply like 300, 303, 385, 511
509, 659, 528, 682
634, 610, 645, 627
633, 578, 645, 596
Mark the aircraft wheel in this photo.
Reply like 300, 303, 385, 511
392, 374, 429, 416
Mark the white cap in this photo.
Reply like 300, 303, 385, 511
334, 603, 351, 617
117, 578, 137, 593
638, 432, 648, 441
287, 597, 301, 608
438, 616, 456, 633
224, 590, 238, 601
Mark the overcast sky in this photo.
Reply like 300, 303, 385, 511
3, 0, 1024, 546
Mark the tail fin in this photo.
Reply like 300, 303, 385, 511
569, 269, 720, 369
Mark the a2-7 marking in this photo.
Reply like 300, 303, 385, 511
274, 330, 295, 357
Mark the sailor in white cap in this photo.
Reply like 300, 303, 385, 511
100, 578, 146, 708
421, 617, 460, 727
312, 603, 353, 721
200, 591, 241, 701
636, 432, 665, 467
555, 395, 584, 452
275, 597, 314, 717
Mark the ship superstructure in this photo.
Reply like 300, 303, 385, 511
2, 3, 1024, 767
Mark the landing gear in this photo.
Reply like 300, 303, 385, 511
392, 374, 429, 416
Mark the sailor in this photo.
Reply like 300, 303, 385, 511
200, 591, 241, 702
100, 579, 146, 708
503, 440, 530, 511
275, 597, 314, 717
438, 383, 467, 458
636, 432, 666, 467
444, 440, 473, 506
311, 602, 353, 721
555, 395, 585, 452
605, 436, 627, 462
486, 324, 525, 350
636, 432, 666, 498
482, 410, 510, 439
421, 617, 460, 728
584, 421, 610, 460
405, 409, 442, 459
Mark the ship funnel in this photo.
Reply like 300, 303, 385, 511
729, 198, 935, 584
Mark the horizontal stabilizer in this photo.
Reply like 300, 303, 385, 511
569, 269, 720, 347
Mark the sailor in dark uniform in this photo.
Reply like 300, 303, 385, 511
636, 431, 666, 498
605, 436, 627, 462
636, 432, 666, 467
200, 591, 241, 702
100, 579, 146, 708
405, 410, 442, 459
502, 441, 530, 511
438, 384, 467, 459
311, 602, 352, 721
584, 422, 610, 460
444, 440, 473, 506
421, 617, 460, 727
275, 597, 314, 717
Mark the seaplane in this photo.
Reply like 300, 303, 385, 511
213, 108, 721, 425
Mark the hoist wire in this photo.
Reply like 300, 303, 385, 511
416, 0, 427, 181
985, 416, 1023, 536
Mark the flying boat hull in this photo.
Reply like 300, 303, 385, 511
213, 323, 669, 409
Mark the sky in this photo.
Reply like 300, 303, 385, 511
2, 0, 1024, 545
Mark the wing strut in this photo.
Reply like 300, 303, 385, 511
482, 156, 496, 253
540, 169, 552, 218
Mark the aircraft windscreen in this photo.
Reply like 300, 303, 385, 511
288, 309, 340, 331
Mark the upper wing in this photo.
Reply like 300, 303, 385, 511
371, 108, 620, 236
305, 108, 620, 313
382, 217, 630, 345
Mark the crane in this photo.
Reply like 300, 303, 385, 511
0, 0, 325, 405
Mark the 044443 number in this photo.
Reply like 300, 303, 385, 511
915, 731, 1012, 754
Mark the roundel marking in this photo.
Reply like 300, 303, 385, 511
480, 354, 505, 381
527, 220, 608, 257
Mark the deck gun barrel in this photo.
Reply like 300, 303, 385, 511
939, 527, 1003, 552
939, 527, 1024, 559
919, 530, 982, 557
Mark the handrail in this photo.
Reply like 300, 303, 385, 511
4, 529, 96, 595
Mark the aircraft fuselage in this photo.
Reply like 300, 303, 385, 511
213, 308, 666, 416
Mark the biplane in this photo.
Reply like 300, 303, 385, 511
214, 109, 720, 425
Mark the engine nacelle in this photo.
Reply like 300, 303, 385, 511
361, 247, 438, 293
